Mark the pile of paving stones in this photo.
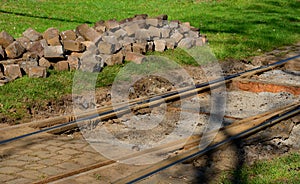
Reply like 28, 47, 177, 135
0, 14, 206, 85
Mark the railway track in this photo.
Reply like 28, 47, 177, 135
0, 54, 299, 183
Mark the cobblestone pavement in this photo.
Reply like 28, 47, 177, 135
0, 130, 107, 184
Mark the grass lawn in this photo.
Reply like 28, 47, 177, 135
0, 0, 299, 121
220, 152, 300, 184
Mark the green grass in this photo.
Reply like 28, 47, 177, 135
220, 152, 300, 184
0, 0, 299, 59
0, 0, 299, 123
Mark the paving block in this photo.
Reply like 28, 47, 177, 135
195, 37, 204, 47
0, 31, 14, 48
169, 20, 180, 29
55, 60, 69, 71
94, 20, 106, 33
0, 46, 5, 59
165, 38, 176, 49
43, 27, 61, 46
160, 28, 171, 38
22, 52, 39, 62
76, 24, 101, 42
104, 19, 120, 32
4, 64, 22, 80
16, 37, 31, 50
146, 18, 163, 27
27, 40, 45, 57
5, 41, 26, 59
132, 42, 147, 54
60, 30, 77, 41
23, 28, 42, 41
79, 51, 104, 72
63, 40, 85, 52
178, 37, 195, 49
44, 45, 64, 58
171, 31, 184, 44
67, 55, 80, 70
135, 29, 150, 42
20, 60, 38, 74
125, 52, 145, 64
103, 51, 124, 66
28, 66, 47, 78
148, 26, 161, 39
154, 39, 166, 52
111, 28, 128, 40
123, 22, 140, 36
39, 57, 51, 68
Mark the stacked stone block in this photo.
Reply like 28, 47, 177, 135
0, 14, 207, 85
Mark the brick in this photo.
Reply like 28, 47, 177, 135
165, 38, 176, 49
94, 20, 106, 33
123, 22, 140, 36
148, 26, 161, 39
63, 40, 85, 52
135, 29, 150, 42
4, 64, 22, 80
60, 30, 77, 41
0, 46, 5, 59
111, 28, 128, 40
28, 66, 47, 78
146, 18, 163, 27
132, 42, 147, 54
154, 39, 166, 52
169, 20, 180, 29
23, 28, 42, 41
22, 52, 39, 62
55, 60, 69, 71
79, 51, 103, 72
104, 19, 120, 32
125, 52, 145, 64
27, 40, 44, 56
20, 60, 38, 74
171, 31, 184, 43
76, 24, 101, 42
187, 30, 199, 38
39, 57, 51, 68
195, 37, 204, 46
0, 31, 14, 48
16, 37, 30, 50
67, 55, 80, 70
178, 37, 195, 49
44, 45, 64, 58
98, 42, 115, 55
103, 51, 124, 66
161, 28, 171, 38
5, 41, 26, 59
43, 27, 61, 46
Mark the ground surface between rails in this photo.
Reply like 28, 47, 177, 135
0, 43, 300, 183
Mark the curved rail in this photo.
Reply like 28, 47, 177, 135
0, 54, 299, 145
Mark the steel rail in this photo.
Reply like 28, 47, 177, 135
0, 54, 299, 145
115, 102, 300, 184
